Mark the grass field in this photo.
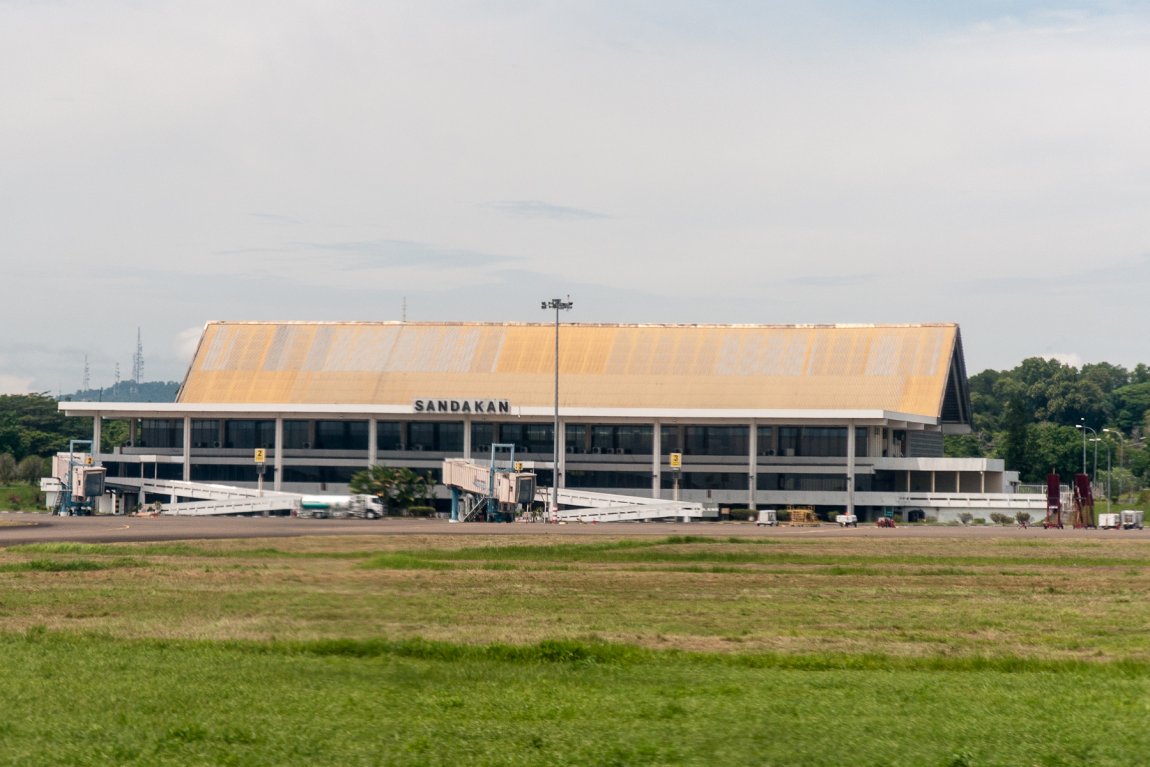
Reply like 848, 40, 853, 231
0, 482, 42, 511
2, 532, 1150, 765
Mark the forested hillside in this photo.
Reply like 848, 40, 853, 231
69, 380, 179, 403
946, 358, 1150, 489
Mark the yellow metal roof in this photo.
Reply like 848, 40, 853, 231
177, 322, 967, 419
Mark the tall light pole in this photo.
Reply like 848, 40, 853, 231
1104, 428, 1126, 503
1089, 437, 1107, 513
1103, 439, 1111, 514
541, 297, 573, 519
1075, 422, 1096, 476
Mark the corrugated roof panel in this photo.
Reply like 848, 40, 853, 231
471, 327, 505, 373
263, 325, 306, 372
604, 328, 636, 375
177, 322, 965, 418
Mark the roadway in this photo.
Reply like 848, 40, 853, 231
0, 512, 1141, 545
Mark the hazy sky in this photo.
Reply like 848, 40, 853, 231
3, 1, 1149, 394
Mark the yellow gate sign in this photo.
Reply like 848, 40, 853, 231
669, 452, 682, 469
254, 448, 266, 463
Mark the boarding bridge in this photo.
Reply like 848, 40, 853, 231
110, 477, 302, 515
536, 488, 715, 523
441, 458, 710, 522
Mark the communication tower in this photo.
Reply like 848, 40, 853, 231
132, 328, 144, 382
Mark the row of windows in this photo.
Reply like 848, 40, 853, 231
661, 472, 871, 492
135, 420, 878, 458
105, 458, 894, 494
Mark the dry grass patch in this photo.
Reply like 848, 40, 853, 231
2, 533, 1150, 659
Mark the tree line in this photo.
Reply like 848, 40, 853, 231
0, 393, 91, 484
945, 357, 1150, 492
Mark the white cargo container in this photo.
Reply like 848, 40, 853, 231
755, 509, 778, 526
1121, 510, 1144, 530
1099, 512, 1120, 529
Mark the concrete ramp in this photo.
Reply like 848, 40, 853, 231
108, 477, 302, 515
161, 498, 299, 516
537, 488, 715, 522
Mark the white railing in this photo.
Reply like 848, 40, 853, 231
533, 487, 712, 522
163, 498, 298, 516
895, 492, 1049, 510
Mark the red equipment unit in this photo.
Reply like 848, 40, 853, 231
1071, 473, 1095, 529
1043, 473, 1063, 529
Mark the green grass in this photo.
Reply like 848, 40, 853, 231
4, 533, 1150, 764
0, 632, 1147, 766
0, 482, 43, 511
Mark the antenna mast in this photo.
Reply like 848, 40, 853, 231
131, 328, 144, 382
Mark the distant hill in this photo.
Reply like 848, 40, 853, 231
62, 381, 180, 403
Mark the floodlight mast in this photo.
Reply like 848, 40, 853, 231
541, 297, 573, 519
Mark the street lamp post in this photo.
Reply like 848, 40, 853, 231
1075, 423, 1096, 477
1104, 440, 1111, 514
1104, 428, 1126, 502
541, 297, 573, 520
1090, 437, 1108, 513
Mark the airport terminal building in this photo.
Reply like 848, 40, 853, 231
59, 320, 1023, 521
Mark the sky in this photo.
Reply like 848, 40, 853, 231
3, 0, 1150, 394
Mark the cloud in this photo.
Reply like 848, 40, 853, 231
784, 273, 881, 288
4, 1, 1150, 389
249, 213, 303, 225
957, 257, 1150, 297
291, 240, 519, 269
1042, 352, 1083, 368
0, 374, 35, 395
485, 200, 610, 221
176, 326, 206, 364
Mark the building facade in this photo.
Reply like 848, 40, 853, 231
60, 321, 1023, 520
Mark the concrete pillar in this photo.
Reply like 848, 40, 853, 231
182, 415, 192, 481
368, 418, 377, 467
748, 422, 757, 510
846, 421, 856, 517
652, 421, 662, 499
91, 415, 102, 460
273, 418, 284, 492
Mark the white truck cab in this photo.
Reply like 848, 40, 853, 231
755, 509, 778, 526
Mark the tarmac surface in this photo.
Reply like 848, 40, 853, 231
0, 512, 1141, 546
